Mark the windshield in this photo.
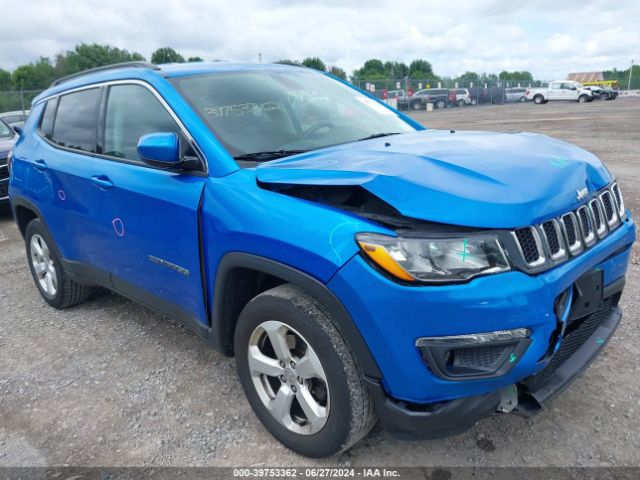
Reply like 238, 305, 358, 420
0, 120, 13, 139
171, 68, 416, 161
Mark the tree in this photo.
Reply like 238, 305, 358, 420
55, 43, 145, 76
454, 71, 480, 86
352, 59, 386, 82
301, 57, 326, 71
276, 59, 300, 65
151, 47, 185, 64
0, 69, 11, 91
12, 58, 56, 90
187, 56, 204, 62
328, 66, 347, 80
408, 59, 435, 80
383, 61, 409, 78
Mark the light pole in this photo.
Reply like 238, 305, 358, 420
628, 59, 634, 91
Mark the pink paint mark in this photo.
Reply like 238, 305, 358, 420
57, 189, 66, 201
112, 218, 125, 237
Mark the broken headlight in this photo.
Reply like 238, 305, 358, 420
356, 232, 510, 284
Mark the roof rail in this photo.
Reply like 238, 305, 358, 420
50, 61, 161, 88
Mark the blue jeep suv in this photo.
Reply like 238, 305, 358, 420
7, 61, 636, 457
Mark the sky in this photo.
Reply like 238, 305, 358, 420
1, 0, 638, 80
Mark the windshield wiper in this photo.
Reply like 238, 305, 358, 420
234, 149, 310, 162
355, 132, 402, 142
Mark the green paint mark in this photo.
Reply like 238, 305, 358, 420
509, 353, 517, 363
456, 238, 470, 263
596, 337, 605, 345
549, 157, 570, 168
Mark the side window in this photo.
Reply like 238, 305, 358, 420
39, 98, 58, 139
104, 84, 183, 161
51, 88, 101, 153
551, 83, 562, 90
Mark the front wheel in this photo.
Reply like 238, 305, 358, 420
457, 99, 465, 107
599, 93, 609, 101
234, 284, 376, 457
410, 101, 422, 110
436, 99, 446, 109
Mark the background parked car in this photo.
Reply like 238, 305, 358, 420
452, 88, 472, 106
410, 88, 449, 109
387, 89, 408, 109
584, 86, 618, 101
526, 81, 594, 104
0, 110, 30, 127
505, 87, 528, 103
0, 118, 19, 204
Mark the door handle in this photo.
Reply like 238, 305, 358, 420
33, 159, 48, 171
90, 175, 114, 190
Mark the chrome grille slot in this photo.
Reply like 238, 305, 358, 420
539, 219, 567, 261
599, 190, 619, 228
577, 206, 596, 247
589, 198, 607, 239
560, 212, 583, 255
611, 183, 625, 219
512, 227, 545, 267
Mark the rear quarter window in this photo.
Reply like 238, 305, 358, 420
39, 99, 58, 139
50, 88, 101, 153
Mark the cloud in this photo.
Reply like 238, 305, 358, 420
0, 0, 638, 80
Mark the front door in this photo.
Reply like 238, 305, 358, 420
90, 83, 208, 324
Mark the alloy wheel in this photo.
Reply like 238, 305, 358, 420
30, 234, 57, 296
247, 320, 329, 435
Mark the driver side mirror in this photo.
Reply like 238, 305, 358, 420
137, 132, 181, 167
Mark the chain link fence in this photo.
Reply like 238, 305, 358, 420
0, 90, 43, 118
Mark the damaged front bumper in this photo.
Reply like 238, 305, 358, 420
365, 278, 623, 439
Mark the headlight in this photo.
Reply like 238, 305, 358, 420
356, 232, 510, 284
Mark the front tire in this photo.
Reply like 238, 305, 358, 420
457, 99, 465, 107
436, 99, 446, 109
234, 284, 376, 457
25, 218, 92, 308
599, 93, 609, 101
410, 101, 422, 111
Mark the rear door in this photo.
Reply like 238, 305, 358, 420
29, 88, 107, 271
548, 82, 564, 100
90, 82, 208, 323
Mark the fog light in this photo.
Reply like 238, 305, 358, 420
416, 329, 531, 380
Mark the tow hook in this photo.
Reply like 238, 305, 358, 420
497, 384, 518, 413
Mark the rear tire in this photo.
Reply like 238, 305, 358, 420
457, 99, 465, 107
578, 95, 589, 103
436, 99, 446, 109
25, 218, 92, 309
533, 95, 544, 104
234, 284, 376, 457
519, 96, 527, 103
410, 101, 422, 110
599, 93, 609, 101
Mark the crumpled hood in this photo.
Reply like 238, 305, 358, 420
256, 130, 611, 228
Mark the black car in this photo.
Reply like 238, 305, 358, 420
585, 86, 618, 101
409, 88, 450, 110
0, 119, 19, 204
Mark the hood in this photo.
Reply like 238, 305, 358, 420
255, 130, 611, 228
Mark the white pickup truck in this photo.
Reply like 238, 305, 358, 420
525, 81, 594, 104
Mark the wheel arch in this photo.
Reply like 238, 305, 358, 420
11, 196, 40, 238
212, 252, 382, 379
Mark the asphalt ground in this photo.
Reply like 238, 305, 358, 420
0, 97, 638, 468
